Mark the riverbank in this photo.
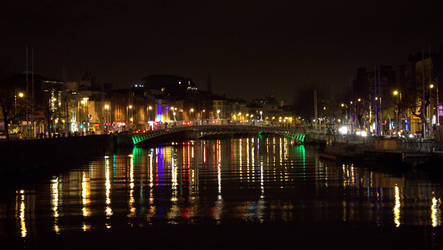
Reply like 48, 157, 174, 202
312, 137, 443, 170
0, 134, 132, 176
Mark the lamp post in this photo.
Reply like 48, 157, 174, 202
147, 105, 153, 124
104, 104, 110, 133
127, 104, 133, 128
15, 91, 24, 134
430, 84, 439, 126
340, 103, 348, 128
393, 90, 401, 135
259, 110, 263, 121
190, 108, 194, 121
217, 109, 220, 120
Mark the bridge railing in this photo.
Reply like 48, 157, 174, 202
137, 119, 301, 134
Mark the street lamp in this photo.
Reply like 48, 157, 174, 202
81, 97, 89, 133
127, 104, 133, 127
429, 83, 439, 126
104, 104, 110, 132
15, 91, 25, 126
217, 109, 220, 120
259, 110, 263, 121
190, 108, 194, 121
392, 90, 402, 135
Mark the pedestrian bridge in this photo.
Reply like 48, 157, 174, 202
131, 124, 305, 146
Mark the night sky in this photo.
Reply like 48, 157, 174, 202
1, 0, 443, 104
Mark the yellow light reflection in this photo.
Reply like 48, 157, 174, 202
105, 157, 113, 221
50, 178, 60, 234
16, 189, 27, 238
82, 172, 91, 217
431, 196, 441, 227
128, 155, 136, 218
393, 185, 401, 227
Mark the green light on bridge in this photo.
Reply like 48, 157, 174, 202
258, 131, 264, 139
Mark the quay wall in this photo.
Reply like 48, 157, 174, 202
0, 134, 132, 175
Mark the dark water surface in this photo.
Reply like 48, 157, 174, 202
1, 136, 442, 249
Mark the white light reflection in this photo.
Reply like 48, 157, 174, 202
105, 156, 112, 228
431, 195, 441, 227
149, 153, 154, 188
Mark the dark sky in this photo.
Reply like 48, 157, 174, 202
1, 0, 443, 103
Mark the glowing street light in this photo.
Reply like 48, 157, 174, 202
104, 104, 110, 110
393, 90, 399, 96
148, 105, 153, 110
430, 84, 435, 89
217, 109, 220, 119
128, 105, 133, 109
18, 92, 24, 98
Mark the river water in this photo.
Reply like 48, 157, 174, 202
1, 136, 442, 248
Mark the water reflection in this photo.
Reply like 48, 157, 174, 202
431, 195, 441, 227
104, 155, 112, 229
16, 190, 27, 237
6, 136, 443, 237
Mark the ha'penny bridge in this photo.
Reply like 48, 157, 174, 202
131, 123, 306, 146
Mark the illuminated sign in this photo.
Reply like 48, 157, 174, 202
439, 104, 443, 117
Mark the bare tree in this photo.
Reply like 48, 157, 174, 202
0, 69, 29, 140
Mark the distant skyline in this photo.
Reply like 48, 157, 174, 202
1, 0, 443, 103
